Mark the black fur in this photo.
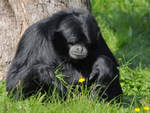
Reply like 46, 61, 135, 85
6, 8, 122, 101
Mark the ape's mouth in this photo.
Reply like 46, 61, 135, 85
70, 52, 87, 59
68, 44, 88, 60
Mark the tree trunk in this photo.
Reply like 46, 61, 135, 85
0, 0, 91, 80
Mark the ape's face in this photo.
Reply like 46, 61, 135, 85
54, 17, 90, 60
53, 15, 97, 60
60, 16, 92, 60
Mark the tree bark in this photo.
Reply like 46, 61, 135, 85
0, 0, 91, 80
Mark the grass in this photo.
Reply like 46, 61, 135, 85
1, 0, 150, 112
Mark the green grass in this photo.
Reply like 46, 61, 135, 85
1, 0, 150, 112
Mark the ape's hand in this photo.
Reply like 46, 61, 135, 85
32, 64, 67, 97
89, 56, 122, 102
89, 55, 116, 85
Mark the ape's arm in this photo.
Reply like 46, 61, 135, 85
89, 55, 123, 102
6, 63, 67, 98
6, 16, 68, 97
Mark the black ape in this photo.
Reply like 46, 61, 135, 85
6, 8, 122, 101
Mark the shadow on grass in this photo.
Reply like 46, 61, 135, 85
121, 95, 143, 108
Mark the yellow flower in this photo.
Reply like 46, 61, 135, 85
118, 58, 122, 62
134, 108, 140, 112
78, 76, 85, 83
16, 80, 21, 89
144, 106, 149, 111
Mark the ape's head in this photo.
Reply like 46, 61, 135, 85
52, 9, 99, 60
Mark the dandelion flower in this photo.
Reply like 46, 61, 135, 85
144, 106, 149, 111
16, 80, 21, 89
118, 58, 122, 62
134, 108, 140, 112
78, 76, 85, 83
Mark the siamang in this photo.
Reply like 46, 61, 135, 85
6, 8, 122, 101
